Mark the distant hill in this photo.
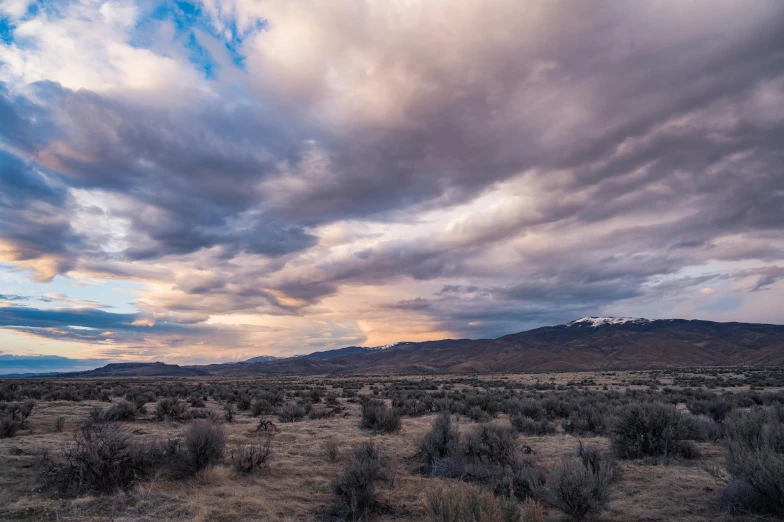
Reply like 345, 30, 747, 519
68, 361, 210, 377
41, 317, 784, 378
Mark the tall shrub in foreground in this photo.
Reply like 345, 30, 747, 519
38, 423, 164, 496
719, 409, 784, 515
172, 421, 226, 478
330, 441, 393, 520
610, 402, 684, 459
546, 443, 614, 521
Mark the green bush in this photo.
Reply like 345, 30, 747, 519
360, 399, 401, 433
610, 402, 684, 459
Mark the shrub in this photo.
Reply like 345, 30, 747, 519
223, 402, 236, 422
255, 419, 279, 433
425, 483, 521, 522
563, 405, 605, 436
677, 440, 701, 459
468, 405, 493, 423
101, 400, 140, 422
309, 406, 338, 420
500, 454, 544, 502
547, 446, 613, 521
682, 414, 723, 442
0, 416, 21, 438
54, 416, 66, 432
360, 400, 401, 433
252, 399, 275, 417
330, 441, 393, 520
718, 478, 763, 514
324, 437, 340, 462
38, 423, 164, 496
173, 421, 226, 478
688, 398, 732, 423
720, 409, 784, 515
610, 402, 684, 459
277, 402, 306, 423
464, 423, 518, 466
417, 412, 460, 468
506, 399, 546, 421
0, 400, 35, 436
236, 395, 252, 411
510, 415, 556, 436
521, 498, 544, 522
155, 398, 188, 421
230, 437, 273, 474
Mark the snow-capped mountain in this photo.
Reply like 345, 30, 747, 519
565, 317, 655, 327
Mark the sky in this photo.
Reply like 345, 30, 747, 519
1, 0, 784, 371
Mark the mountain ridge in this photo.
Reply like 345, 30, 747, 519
5, 317, 784, 377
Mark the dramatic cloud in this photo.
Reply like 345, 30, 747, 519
1, 0, 783, 364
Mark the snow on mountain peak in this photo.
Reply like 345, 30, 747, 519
565, 317, 652, 327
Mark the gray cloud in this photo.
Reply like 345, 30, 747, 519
0, 1, 783, 356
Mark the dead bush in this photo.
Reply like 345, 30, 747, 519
231, 437, 273, 474
38, 423, 165, 496
255, 419, 278, 433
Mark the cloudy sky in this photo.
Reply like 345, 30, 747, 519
1, 0, 783, 370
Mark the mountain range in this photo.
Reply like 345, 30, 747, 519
6, 316, 782, 378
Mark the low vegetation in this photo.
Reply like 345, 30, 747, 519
0, 367, 782, 520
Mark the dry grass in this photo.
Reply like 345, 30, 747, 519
0, 370, 777, 521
